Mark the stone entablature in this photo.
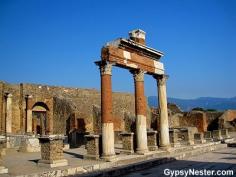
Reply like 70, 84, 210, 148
96, 30, 170, 158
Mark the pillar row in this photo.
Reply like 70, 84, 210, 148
155, 75, 170, 149
5, 93, 12, 134
25, 95, 33, 134
100, 63, 116, 161
132, 70, 148, 154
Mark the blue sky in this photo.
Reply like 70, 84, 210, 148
0, 0, 235, 99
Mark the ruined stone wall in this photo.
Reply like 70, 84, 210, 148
0, 81, 152, 135
220, 110, 236, 122
53, 97, 75, 134
205, 112, 223, 131
0, 82, 22, 133
179, 111, 207, 132
218, 110, 236, 131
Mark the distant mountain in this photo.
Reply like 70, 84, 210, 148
148, 96, 236, 111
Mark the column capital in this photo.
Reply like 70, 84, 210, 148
96, 62, 113, 75
4, 92, 12, 98
154, 74, 169, 86
131, 70, 146, 82
25, 95, 33, 99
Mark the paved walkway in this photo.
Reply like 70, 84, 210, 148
2, 147, 103, 176
123, 147, 236, 177
1, 132, 235, 177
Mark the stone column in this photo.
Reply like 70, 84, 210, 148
25, 95, 33, 134
132, 70, 148, 154
100, 63, 116, 161
155, 75, 170, 149
5, 93, 12, 134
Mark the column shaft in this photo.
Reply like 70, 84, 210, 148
100, 63, 115, 161
133, 70, 148, 154
26, 95, 33, 133
6, 94, 12, 134
157, 75, 170, 148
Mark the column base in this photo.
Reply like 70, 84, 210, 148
188, 140, 195, 145
171, 142, 181, 148
120, 149, 134, 155
84, 154, 100, 160
148, 146, 158, 151
0, 166, 8, 174
159, 145, 172, 151
38, 159, 68, 168
101, 154, 116, 162
194, 139, 206, 144
136, 148, 149, 155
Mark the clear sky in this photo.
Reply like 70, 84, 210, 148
0, 0, 235, 99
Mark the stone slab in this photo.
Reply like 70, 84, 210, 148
38, 159, 68, 168
0, 166, 8, 174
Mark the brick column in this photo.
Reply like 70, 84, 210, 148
25, 95, 33, 134
154, 75, 170, 149
132, 70, 148, 154
5, 93, 12, 134
100, 63, 116, 161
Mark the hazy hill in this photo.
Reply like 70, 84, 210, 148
148, 96, 236, 111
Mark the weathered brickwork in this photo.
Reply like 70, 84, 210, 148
0, 81, 148, 136
44, 140, 63, 161
147, 130, 158, 151
120, 132, 134, 154
180, 111, 207, 132
218, 110, 236, 131
84, 135, 101, 159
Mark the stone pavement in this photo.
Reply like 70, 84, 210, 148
123, 147, 236, 177
0, 134, 235, 177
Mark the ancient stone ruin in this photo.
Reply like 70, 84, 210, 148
0, 30, 235, 175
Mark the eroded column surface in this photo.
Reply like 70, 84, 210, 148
155, 75, 170, 149
5, 93, 12, 134
132, 70, 148, 154
100, 63, 116, 161
25, 95, 33, 134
